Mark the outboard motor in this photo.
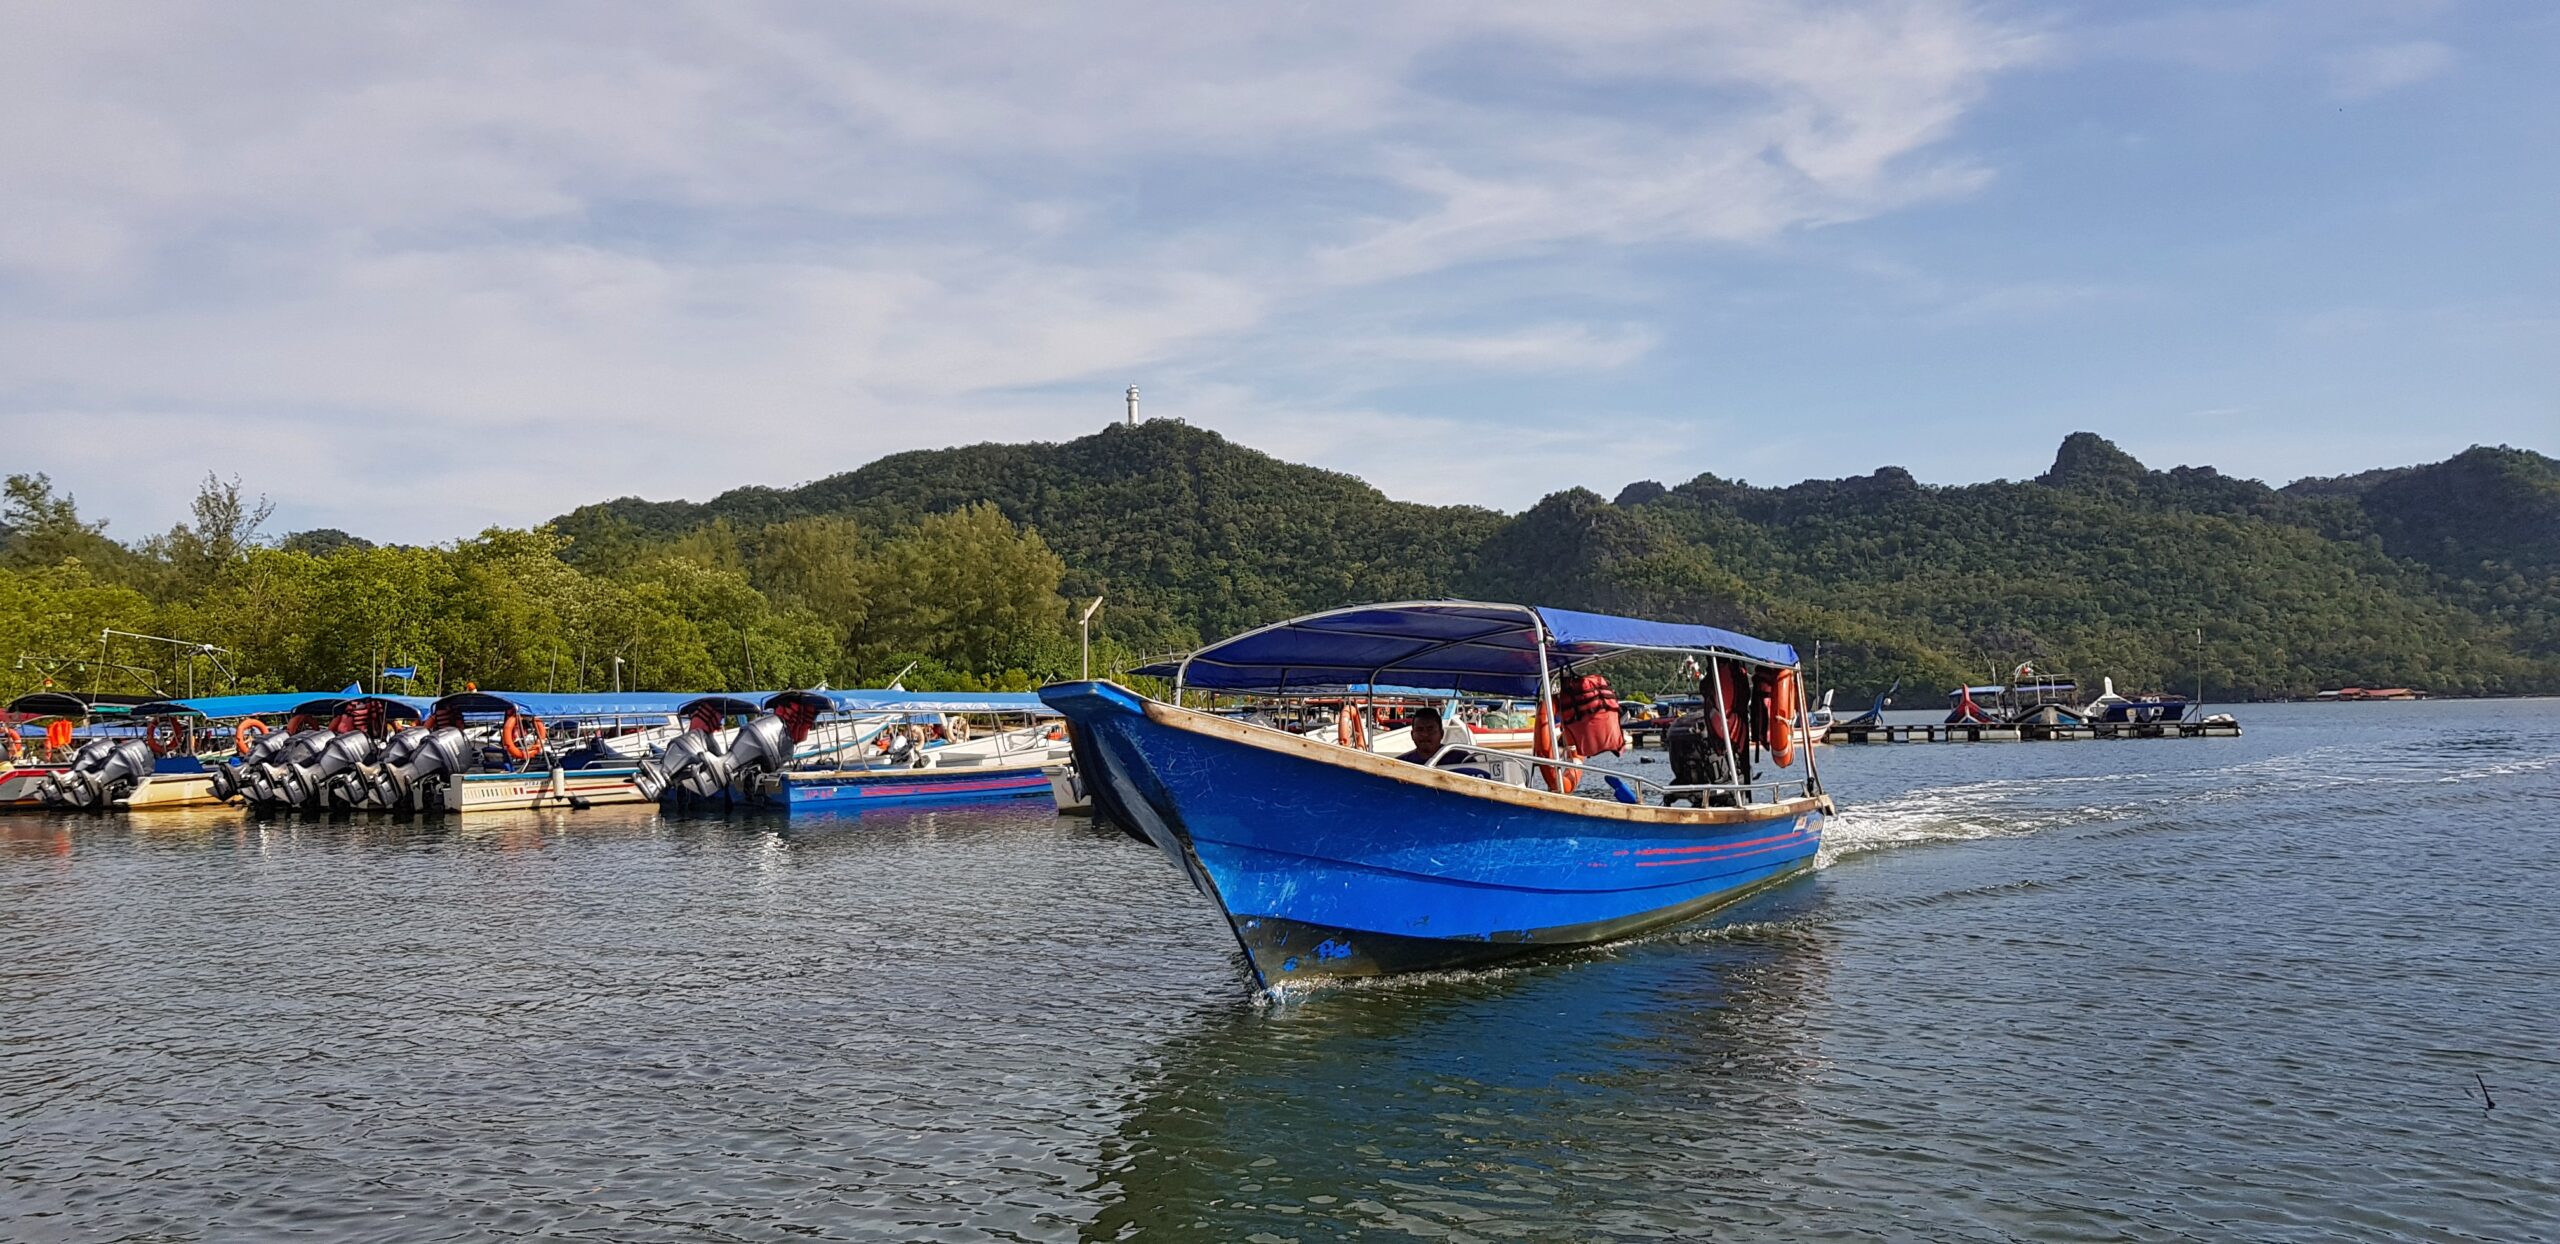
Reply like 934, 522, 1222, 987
268, 730, 376, 807
635, 728, 717, 801
722, 714, 794, 790
1664, 717, 1752, 809
210, 727, 296, 802
38, 738, 159, 808
638, 714, 794, 803
335, 726, 473, 810
241, 729, 341, 806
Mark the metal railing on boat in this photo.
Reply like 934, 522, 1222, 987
1418, 743, 1816, 808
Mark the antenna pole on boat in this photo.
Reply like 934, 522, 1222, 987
1080, 596, 1104, 680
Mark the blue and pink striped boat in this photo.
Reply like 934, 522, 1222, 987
1041, 601, 1830, 992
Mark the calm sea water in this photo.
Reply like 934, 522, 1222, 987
3, 700, 2554, 1242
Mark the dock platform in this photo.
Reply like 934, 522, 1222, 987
1828, 720, 2241, 744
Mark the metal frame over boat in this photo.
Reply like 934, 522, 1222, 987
1044, 600, 1830, 992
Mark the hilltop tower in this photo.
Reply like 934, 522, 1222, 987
1125, 384, 1140, 426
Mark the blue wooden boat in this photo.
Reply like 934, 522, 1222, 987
1040, 601, 1831, 991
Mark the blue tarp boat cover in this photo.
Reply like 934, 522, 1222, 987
780, 690, 1057, 717
429, 692, 717, 719
127, 692, 434, 719
1135, 600, 1799, 696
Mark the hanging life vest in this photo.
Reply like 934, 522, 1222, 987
1555, 673, 1627, 758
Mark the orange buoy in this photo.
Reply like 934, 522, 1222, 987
500, 713, 547, 760
1764, 668, 1799, 767
233, 717, 269, 756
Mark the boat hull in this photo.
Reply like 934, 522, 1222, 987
445, 767, 650, 813
1042, 681, 1826, 989
780, 763, 1054, 809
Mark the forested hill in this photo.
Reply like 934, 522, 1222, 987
554, 424, 2559, 700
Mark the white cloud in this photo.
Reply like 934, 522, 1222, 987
0, 0, 2039, 538
2327, 40, 2455, 98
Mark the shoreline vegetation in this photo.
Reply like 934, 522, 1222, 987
5, 427, 2552, 704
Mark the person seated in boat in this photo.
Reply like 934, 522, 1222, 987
1397, 708, 1471, 768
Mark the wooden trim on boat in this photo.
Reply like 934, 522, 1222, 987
1142, 697, 1830, 827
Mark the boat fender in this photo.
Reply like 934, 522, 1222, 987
1334, 705, 1367, 751
233, 718, 270, 756
147, 717, 187, 756
500, 713, 548, 760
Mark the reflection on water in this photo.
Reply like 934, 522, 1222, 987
1086, 893, 1835, 1241
3, 701, 2557, 1241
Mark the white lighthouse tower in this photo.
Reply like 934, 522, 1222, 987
1125, 384, 1140, 426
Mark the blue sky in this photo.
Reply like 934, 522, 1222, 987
1, 1, 2550, 541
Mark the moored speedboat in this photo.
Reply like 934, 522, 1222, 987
638, 690, 1069, 811
1044, 601, 1830, 992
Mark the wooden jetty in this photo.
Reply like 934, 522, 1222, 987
1828, 718, 2241, 744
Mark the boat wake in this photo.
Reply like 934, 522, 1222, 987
1817, 772, 2151, 867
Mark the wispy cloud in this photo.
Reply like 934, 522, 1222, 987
2326, 40, 2455, 98
0, 1, 2042, 537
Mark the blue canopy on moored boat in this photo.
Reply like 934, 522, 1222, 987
428, 691, 714, 720
1133, 600, 1799, 696
665, 689, 1055, 720
129, 692, 334, 720
805, 690, 1055, 716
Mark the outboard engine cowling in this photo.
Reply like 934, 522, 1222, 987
635, 728, 720, 801
210, 727, 296, 802
271, 730, 376, 807
723, 715, 794, 788
337, 726, 472, 810
243, 729, 345, 806
40, 738, 159, 808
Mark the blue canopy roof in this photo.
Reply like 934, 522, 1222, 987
1135, 600, 1798, 696
127, 692, 433, 720
429, 691, 714, 719
778, 690, 1058, 717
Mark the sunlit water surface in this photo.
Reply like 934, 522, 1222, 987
4, 700, 2555, 1241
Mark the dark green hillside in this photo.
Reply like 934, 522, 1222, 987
2301, 445, 2560, 659
553, 425, 2557, 701
556, 422, 1506, 653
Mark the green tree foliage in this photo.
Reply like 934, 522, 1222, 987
3, 427, 2551, 703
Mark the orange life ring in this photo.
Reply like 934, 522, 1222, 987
234, 718, 270, 755
147, 717, 186, 756
45, 719, 74, 752
1046, 724, 1065, 741
500, 713, 547, 760
1335, 705, 1367, 751
1765, 669, 1800, 767
2, 729, 20, 760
